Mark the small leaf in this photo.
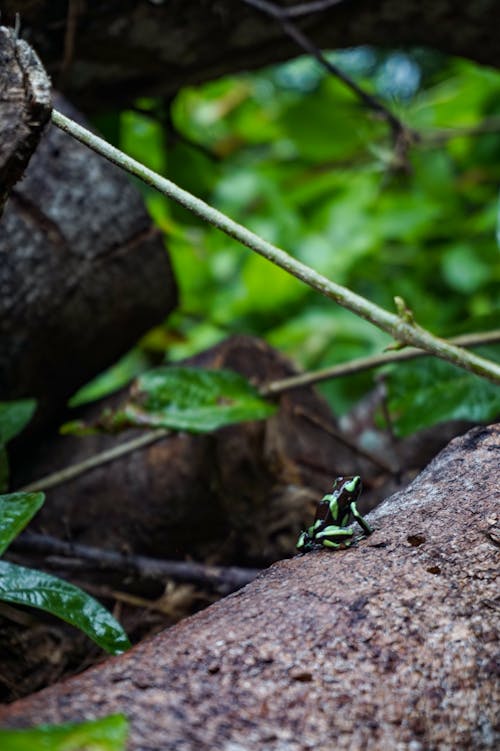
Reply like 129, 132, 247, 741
0, 492, 45, 556
0, 400, 36, 445
0, 561, 131, 654
0, 713, 128, 751
96, 366, 276, 434
385, 348, 500, 436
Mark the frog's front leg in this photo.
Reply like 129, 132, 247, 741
314, 524, 355, 549
350, 501, 373, 537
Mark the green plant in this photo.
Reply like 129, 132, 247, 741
72, 52, 500, 438
66, 366, 277, 436
0, 491, 130, 654
0, 400, 129, 653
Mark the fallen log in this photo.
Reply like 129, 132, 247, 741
1, 424, 498, 750
0, 92, 177, 431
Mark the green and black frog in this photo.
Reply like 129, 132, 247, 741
296, 475, 372, 552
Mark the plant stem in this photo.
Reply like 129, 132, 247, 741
18, 429, 168, 492
262, 329, 500, 395
17, 329, 497, 496
51, 109, 500, 385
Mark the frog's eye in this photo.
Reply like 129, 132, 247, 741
343, 476, 361, 493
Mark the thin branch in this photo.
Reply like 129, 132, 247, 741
284, 0, 347, 17
242, 0, 346, 20
241, 0, 413, 153
10, 533, 260, 594
14, 331, 498, 497
262, 329, 500, 395
130, 98, 220, 163
292, 404, 398, 475
51, 109, 500, 386
17, 429, 168, 493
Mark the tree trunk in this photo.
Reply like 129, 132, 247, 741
1, 424, 498, 750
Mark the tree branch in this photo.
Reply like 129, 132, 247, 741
261, 329, 500, 395
51, 108, 500, 386
241, 0, 415, 162
14, 330, 498, 497
9, 533, 260, 594
18, 429, 169, 493
266, 0, 348, 18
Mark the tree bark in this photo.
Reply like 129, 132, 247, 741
1, 1, 500, 112
0, 424, 498, 750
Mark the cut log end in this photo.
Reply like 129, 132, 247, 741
0, 24, 52, 215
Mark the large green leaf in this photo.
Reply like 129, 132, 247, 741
0, 492, 45, 556
386, 349, 500, 436
0, 561, 131, 654
0, 714, 128, 751
100, 366, 276, 433
0, 400, 36, 445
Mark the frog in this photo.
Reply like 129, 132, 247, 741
296, 475, 373, 552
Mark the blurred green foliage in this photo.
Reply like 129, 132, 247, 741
0, 714, 128, 751
90, 49, 500, 433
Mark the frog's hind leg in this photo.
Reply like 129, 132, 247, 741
315, 525, 354, 548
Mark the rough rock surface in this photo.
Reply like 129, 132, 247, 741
1, 424, 498, 750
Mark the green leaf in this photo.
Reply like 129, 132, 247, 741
441, 244, 491, 294
101, 367, 276, 434
0, 714, 128, 751
0, 492, 45, 556
0, 561, 131, 654
69, 349, 151, 408
0, 400, 36, 445
385, 349, 500, 436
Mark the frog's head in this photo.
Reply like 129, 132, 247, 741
333, 475, 362, 505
